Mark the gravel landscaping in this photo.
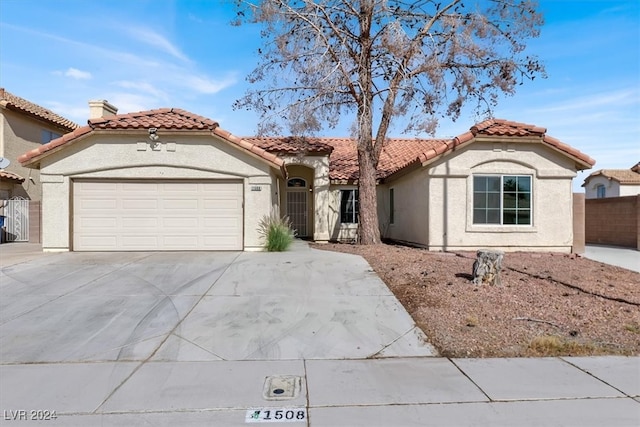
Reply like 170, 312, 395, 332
312, 242, 640, 358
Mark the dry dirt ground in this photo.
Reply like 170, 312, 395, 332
311, 242, 640, 358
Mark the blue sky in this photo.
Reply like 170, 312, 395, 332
1, 0, 638, 191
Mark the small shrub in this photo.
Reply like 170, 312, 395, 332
528, 334, 596, 356
624, 323, 640, 334
465, 315, 479, 327
257, 209, 296, 252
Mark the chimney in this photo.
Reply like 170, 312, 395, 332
88, 100, 118, 119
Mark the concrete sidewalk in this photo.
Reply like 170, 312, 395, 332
583, 244, 640, 273
1, 356, 638, 426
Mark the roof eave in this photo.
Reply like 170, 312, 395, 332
212, 128, 286, 178
0, 101, 78, 133
19, 126, 94, 168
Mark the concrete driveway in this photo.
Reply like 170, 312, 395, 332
1, 242, 434, 364
1, 242, 638, 426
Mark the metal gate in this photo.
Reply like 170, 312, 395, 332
286, 191, 308, 237
3, 197, 29, 242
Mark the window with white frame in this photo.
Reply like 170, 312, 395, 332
473, 175, 531, 225
596, 184, 606, 198
340, 189, 359, 223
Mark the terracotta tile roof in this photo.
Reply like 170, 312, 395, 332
471, 118, 546, 137
244, 136, 334, 154
19, 112, 593, 182
252, 119, 593, 181
472, 119, 595, 168
89, 108, 218, 130
0, 88, 78, 132
250, 136, 456, 181
18, 108, 285, 173
585, 165, 640, 184
0, 170, 25, 183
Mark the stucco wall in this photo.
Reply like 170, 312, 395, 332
0, 109, 71, 200
385, 140, 579, 252
37, 133, 277, 251
619, 184, 640, 196
584, 176, 620, 199
378, 169, 430, 245
583, 176, 640, 199
328, 184, 359, 241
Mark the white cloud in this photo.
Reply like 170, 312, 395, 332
45, 101, 91, 124
102, 92, 158, 115
184, 74, 238, 94
112, 80, 168, 102
126, 27, 190, 62
188, 13, 204, 24
529, 88, 638, 114
6, 23, 160, 68
64, 67, 92, 80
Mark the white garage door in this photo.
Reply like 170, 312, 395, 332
73, 180, 243, 251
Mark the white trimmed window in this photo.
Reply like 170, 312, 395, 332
473, 175, 532, 225
340, 189, 359, 224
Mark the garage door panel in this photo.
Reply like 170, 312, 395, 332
202, 236, 240, 249
164, 182, 199, 192
80, 182, 118, 192
77, 235, 118, 250
121, 235, 160, 249
123, 182, 159, 192
163, 217, 199, 228
122, 217, 159, 229
79, 217, 118, 229
163, 199, 199, 209
202, 216, 242, 228
122, 199, 159, 210
74, 180, 243, 251
79, 198, 119, 210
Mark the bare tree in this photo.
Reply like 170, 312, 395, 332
233, 0, 545, 244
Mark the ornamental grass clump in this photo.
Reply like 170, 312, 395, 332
258, 209, 295, 252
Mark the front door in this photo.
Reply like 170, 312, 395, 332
286, 178, 308, 237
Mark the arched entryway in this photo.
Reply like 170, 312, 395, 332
284, 165, 314, 238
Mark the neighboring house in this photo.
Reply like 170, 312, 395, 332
0, 88, 79, 201
18, 103, 594, 253
582, 162, 640, 199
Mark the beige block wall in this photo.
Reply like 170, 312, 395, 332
38, 133, 277, 251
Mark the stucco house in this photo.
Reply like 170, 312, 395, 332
18, 102, 594, 253
1, 88, 78, 201
582, 162, 640, 199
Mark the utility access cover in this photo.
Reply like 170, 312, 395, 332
262, 375, 303, 400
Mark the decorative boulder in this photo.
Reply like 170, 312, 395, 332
472, 249, 504, 286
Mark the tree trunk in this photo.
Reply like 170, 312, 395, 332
357, 146, 381, 245
472, 249, 504, 286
